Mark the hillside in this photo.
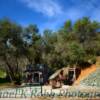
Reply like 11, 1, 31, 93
74, 65, 96, 85
80, 68, 100, 87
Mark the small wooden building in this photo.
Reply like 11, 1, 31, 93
24, 64, 49, 85
49, 67, 81, 88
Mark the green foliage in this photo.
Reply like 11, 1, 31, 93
0, 17, 100, 79
0, 70, 6, 78
61, 20, 72, 32
67, 42, 86, 65
42, 17, 100, 70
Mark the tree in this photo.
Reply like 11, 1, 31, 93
0, 17, 100, 81
67, 42, 86, 66
23, 24, 42, 65
0, 18, 25, 83
63, 20, 72, 32
0, 19, 43, 83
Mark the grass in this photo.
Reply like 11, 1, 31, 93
0, 70, 6, 78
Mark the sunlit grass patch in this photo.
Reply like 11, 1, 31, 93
0, 70, 6, 78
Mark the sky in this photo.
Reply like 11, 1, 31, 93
0, 0, 100, 33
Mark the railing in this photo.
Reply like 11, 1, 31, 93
0, 86, 100, 98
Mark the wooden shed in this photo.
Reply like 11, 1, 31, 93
24, 64, 49, 85
49, 67, 81, 88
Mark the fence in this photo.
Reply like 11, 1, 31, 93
0, 86, 100, 99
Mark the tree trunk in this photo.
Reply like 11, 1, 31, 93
4, 55, 15, 81
5, 61, 15, 81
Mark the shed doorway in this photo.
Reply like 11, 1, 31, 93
33, 72, 42, 83
33, 73, 39, 83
